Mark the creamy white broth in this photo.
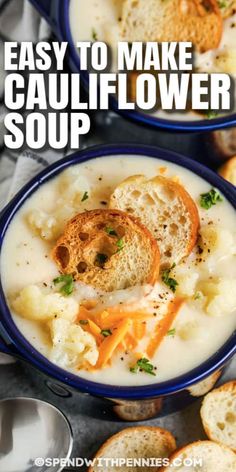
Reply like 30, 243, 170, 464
1, 155, 236, 386
69, 0, 236, 121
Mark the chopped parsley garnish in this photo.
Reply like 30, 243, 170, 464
206, 111, 218, 120
81, 191, 89, 202
218, 0, 227, 8
53, 274, 74, 296
200, 188, 223, 210
96, 253, 108, 267
116, 238, 124, 252
101, 329, 112, 337
105, 226, 118, 237
167, 328, 176, 337
79, 319, 89, 325
194, 292, 202, 300
130, 357, 156, 376
162, 264, 178, 293
92, 28, 98, 41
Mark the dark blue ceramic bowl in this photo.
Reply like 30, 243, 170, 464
28, 0, 236, 132
0, 144, 235, 419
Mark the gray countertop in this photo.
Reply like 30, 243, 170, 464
0, 352, 235, 470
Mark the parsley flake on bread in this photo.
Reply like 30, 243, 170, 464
52, 209, 160, 292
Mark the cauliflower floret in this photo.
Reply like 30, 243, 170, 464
173, 265, 199, 297
215, 49, 236, 74
177, 320, 209, 342
27, 205, 75, 242
12, 285, 78, 321
50, 318, 98, 367
199, 225, 235, 259
27, 170, 90, 242
27, 210, 58, 241
177, 272, 199, 297
58, 168, 90, 205
204, 279, 236, 317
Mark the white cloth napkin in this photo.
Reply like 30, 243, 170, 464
0, 0, 51, 145
0, 148, 67, 364
0, 0, 52, 363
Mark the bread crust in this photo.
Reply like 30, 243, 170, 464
200, 381, 236, 452
110, 174, 200, 265
219, 156, 236, 185
154, 175, 200, 258
187, 370, 222, 397
121, 0, 223, 53
211, 129, 236, 160
159, 440, 236, 471
52, 209, 160, 291
88, 426, 176, 472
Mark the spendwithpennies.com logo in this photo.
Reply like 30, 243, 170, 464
34, 457, 203, 468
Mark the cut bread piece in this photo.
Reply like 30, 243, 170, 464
52, 209, 160, 292
211, 129, 236, 160
110, 175, 199, 267
160, 441, 236, 471
120, 0, 223, 53
187, 370, 222, 397
200, 381, 236, 452
219, 156, 236, 185
88, 426, 176, 472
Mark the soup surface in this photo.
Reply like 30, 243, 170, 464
1, 155, 236, 386
69, 0, 236, 121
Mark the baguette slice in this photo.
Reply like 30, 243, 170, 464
211, 129, 236, 160
52, 209, 160, 292
200, 381, 236, 452
160, 441, 236, 471
110, 175, 199, 266
120, 0, 222, 53
187, 370, 222, 397
219, 156, 236, 185
88, 426, 176, 472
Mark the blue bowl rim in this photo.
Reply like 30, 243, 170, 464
58, 0, 236, 132
0, 143, 235, 400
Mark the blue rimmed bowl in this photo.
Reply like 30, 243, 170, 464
0, 144, 235, 419
27, 0, 236, 133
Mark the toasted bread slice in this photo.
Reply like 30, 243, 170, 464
52, 209, 160, 292
200, 381, 236, 452
113, 398, 163, 421
88, 426, 176, 472
120, 0, 223, 53
187, 370, 222, 397
212, 129, 236, 160
219, 156, 236, 185
160, 441, 236, 471
110, 175, 199, 266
